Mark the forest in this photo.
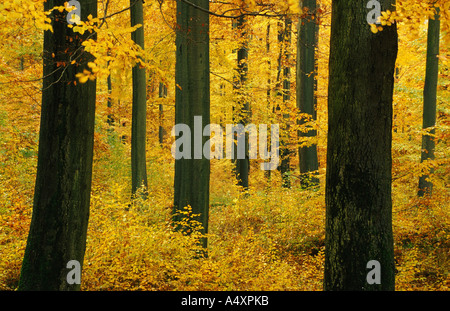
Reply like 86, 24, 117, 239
0, 0, 449, 291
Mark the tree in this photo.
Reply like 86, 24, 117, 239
276, 17, 292, 188
297, 0, 319, 188
233, 14, 250, 190
173, 0, 210, 248
159, 82, 167, 145
106, 59, 114, 128
418, 7, 440, 197
18, 0, 97, 290
324, 0, 398, 290
130, 0, 148, 197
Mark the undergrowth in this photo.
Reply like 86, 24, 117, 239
0, 112, 448, 291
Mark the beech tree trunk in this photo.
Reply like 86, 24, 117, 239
130, 0, 148, 197
159, 82, 167, 145
19, 0, 97, 290
324, 0, 398, 290
418, 8, 440, 197
107, 61, 114, 127
297, 0, 319, 188
173, 0, 210, 248
233, 15, 250, 190
276, 18, 292, 188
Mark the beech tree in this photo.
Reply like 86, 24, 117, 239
233, 14, 250, 190
173, 0, 210, 248
277, 17, 292, 188
130, 0, 148, 197
324, 0, 398, 290
19, 0, 97, 290
418, 7, 440, 197
297, 0, 319, 188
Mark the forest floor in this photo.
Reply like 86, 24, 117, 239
0, 121, 449, 290
1, 0, 449, 292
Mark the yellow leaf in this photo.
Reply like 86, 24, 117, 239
370, 24, 378, 34
78, 75, 88, 83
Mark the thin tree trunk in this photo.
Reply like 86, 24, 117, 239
233, 15, 250, 190
107, 60, 114, 127
324, 0, 398, 290
19, 0, 97, 290
130, 0, 148, 197
297, 0, 319, 188
265, 22, 272, 179
418, 7, 440, 197
277, 18, 292, 188
159, 82, 167, 145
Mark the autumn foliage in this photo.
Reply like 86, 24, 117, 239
0, 0, 449, 290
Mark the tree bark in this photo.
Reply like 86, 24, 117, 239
19, 0, 97, 290
130, 0, 148, 197
418, 7, 440, 197
276, 18, 292, 188
233, 15, 250, 190
324, 0, 398, 290
107, 60, 114, 127
283, 18, 292, 188
297, 0, 319, 188
173, 0, 210, 248
265, 22, 272, 180
159, 82, 167, 145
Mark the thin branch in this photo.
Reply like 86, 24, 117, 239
179, 0, 289, 19
102, 0, 140, 22
98, 0, 111, 28
210, 71, 237, 87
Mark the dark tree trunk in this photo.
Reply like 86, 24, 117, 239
297, 0, 319, 188
130, 0, 148, 197
107, 60, 114, 127
324, 0, 398, 290
418, 8, 440, 197
233, 15, 250, 190
173, 0, 210, 248
265, 22, 272, 180
275, 18, 292, 188
159, 82, 167, 145
19, 0, 97, 290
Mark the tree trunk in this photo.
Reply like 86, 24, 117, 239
297, 0, 319, 188
265, 22, 272, 180
173, 0, 210, 248
107, 60, 114, 127
418, 7, 440, 197
159, 82, 167, 145
18, 0, 97, 290
130, 0, 148, 197
324, 0, 398, 290
277, 18, 292, 188
233, 15, 250, 190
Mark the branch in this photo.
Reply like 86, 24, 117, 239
101, 0, 141, 22
98, 0, 111, 28
178, 0, 289, 19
